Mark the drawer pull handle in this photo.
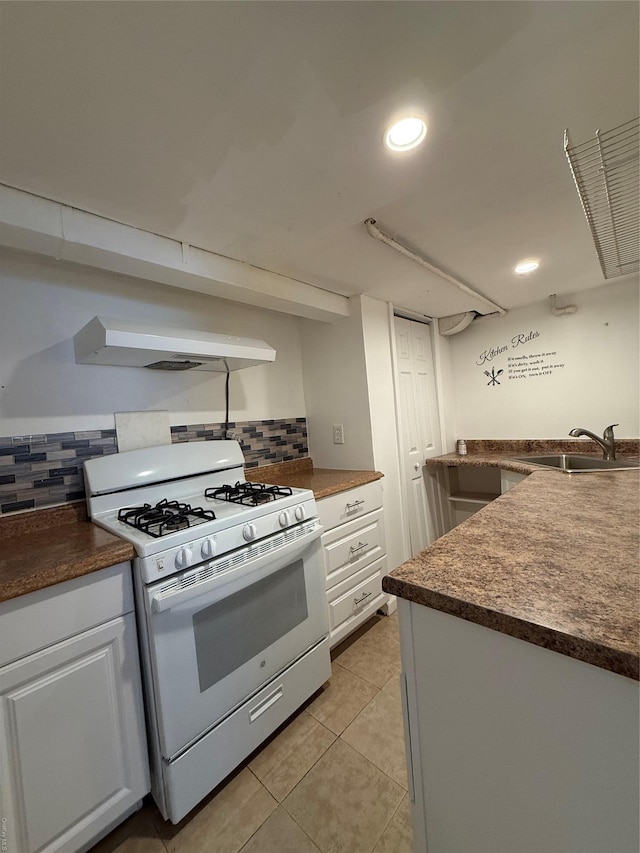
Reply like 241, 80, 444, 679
354, 591, 372, 607
346, 499, 365, 511
249, 685, 283, 723
349, 541, 369, 556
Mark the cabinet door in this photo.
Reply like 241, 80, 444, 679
0, 614, 149, 853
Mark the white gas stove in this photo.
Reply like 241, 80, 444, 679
85, 440, 318, 583
84, 440, 330, 823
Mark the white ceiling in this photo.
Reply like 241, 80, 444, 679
0, 1, 638, 318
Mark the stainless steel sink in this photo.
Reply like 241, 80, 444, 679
512, 454, 640, 473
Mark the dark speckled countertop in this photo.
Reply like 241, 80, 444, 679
0, 503, 135, 603
383, 448, 639, 680
247, 457, 383, 499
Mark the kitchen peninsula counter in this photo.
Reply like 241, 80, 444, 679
383, 465, 639, 680
0, 503, 135, 603
247, 457, 383, 499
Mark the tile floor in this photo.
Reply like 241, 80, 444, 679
91, 612, 413, 853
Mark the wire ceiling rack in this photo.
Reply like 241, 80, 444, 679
564, 116, 639, 279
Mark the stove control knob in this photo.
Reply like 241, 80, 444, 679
201, 538, 217, 560
278, 510, 290, 528
175, 547, 193, 569
294, 505, 306, 522
243, 523, 257, 542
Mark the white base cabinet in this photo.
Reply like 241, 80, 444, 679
398, 599, 640, 853
0, 563, 149, 853
317, 480, 388, 647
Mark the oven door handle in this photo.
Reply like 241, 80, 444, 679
149, 524, 322, 613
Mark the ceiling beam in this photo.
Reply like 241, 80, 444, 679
0, 185, 351, 323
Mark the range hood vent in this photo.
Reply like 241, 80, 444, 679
74, 317, 276, 372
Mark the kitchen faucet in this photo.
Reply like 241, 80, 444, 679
568, 424, 618, 460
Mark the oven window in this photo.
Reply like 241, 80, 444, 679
192, 559, 308, 693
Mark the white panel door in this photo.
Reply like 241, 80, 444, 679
394, 317, 442, 556
409, 473, 434, 552
0, 614, 149, 853
411, 322, 439, 456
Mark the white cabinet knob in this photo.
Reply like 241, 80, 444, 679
294, 505, 306, 522
414, 462, 420, 471
175, 547, 193, 569
243, 523, 257, 542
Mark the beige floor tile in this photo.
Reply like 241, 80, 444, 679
283, 739, 404, 853
373, 795, 413, 853
333, 616, 401, 689
306, 661, 379, 735
239, 807, 321, 852
157, 767, 277, 853
249, 710, 336, 801
367, 612, 400, 642
90, 804, 165, 853
329, 616, 387, 663
341, 675, 408, 789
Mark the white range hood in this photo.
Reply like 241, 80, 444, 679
74, 316, 276, 372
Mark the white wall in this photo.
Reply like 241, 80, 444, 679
301, 296, 408, 572
300, 298, 374, 470
448, 278, 639, 439
0, 249, 306, 435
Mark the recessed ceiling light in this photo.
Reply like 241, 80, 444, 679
385, 117, 427, 152
514, 259, 540, 275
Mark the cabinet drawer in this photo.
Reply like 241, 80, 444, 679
327, 558, 385, 632
323, 509, 385, 590
317, 480, 383, 532
0, 562, 134, 668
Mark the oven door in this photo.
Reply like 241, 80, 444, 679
142, 522, 328, 760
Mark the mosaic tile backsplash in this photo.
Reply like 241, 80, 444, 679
0, 418, 308, 514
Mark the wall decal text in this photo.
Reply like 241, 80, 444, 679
475, 330, 566, 387
476, 330, 540, 365
508, 351, 565, 381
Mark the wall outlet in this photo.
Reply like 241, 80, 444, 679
333, 424, 345, 444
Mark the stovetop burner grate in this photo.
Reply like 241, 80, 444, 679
118, 499, 217, 538
205, 481, 293, 507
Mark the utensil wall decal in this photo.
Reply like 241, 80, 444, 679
484, 367, 504, 386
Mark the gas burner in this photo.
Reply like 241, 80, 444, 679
118, 499, 216, 539
205, 481, 293, 507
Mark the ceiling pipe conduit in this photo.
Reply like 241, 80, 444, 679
364, 218, 507, 317
550, 293, 577, 315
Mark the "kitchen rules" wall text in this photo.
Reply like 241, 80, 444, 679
476, 330, 540, 365
476, 330, 565, 385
